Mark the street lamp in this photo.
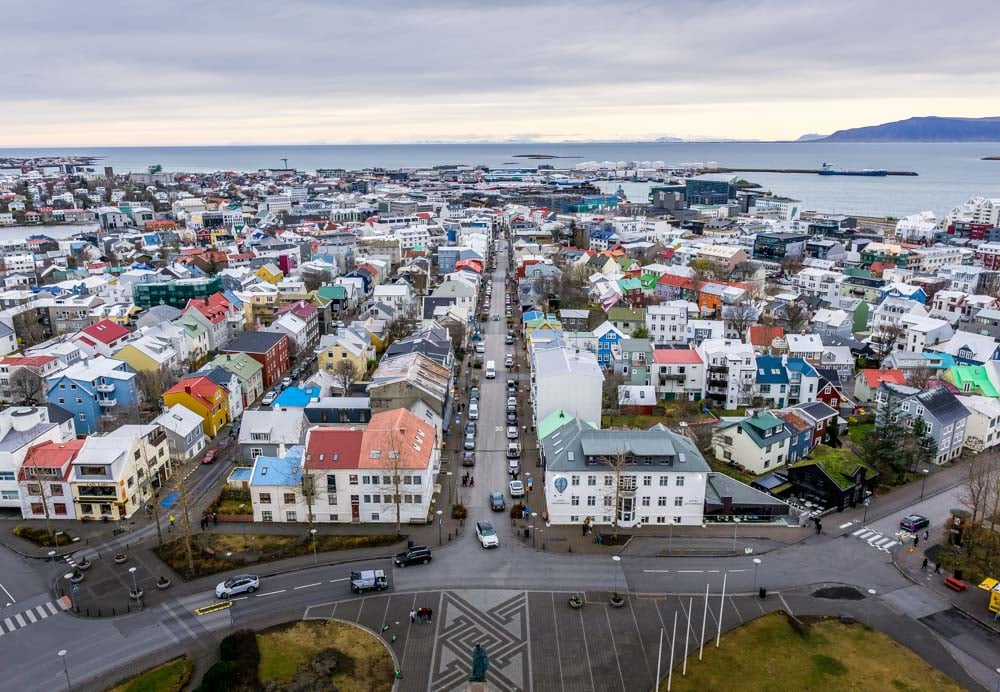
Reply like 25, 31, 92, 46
732, 517, 741, 551
128, 566, 141, 602
58, 649, 71, 691
612, 555, 622, 595
752, 558, 762, 596
436, 510, 444, 546
993, 667, 1000, 692
919, 469, 930, 499
531, 512, 538, 548
862, 496, 871, 524
310, 528, 318, 565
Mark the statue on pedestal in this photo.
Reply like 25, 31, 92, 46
469, 642, 489, 682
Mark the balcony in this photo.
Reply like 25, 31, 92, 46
98, 397, 118, 407
96, 383, 115, 393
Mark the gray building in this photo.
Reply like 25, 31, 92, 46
238, 409, 307, 463
875, 383, 970, 465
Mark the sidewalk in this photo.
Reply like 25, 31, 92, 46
894, 536, 1000, 635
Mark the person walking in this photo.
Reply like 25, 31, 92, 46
914, 535, 920, 547
922, 530, 929, 541
921, 557, 928, 571
426, 608, 433, 624
934, 562, 941, 574
409, 609, 416, 624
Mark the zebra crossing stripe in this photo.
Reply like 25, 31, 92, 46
45, 602, 58, 615
866, 534, 884, 544
14, 614, 25, 627
876, 538, 898, 548
35, 606, 48, 619
3, 618, 12, 632
23, 610, 36, 624
852, 528, 869, 537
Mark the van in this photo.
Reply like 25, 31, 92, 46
485, 360, 496, 379
350, 569, 388, 593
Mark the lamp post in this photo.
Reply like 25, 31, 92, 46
612, 555, 621, 595
531, 512, 538, 548
436, 510, 444, 546
58, 649, 71, 691
752, 558, 762, 596
919, 469, 930, 499
732, 517, 741, 551
310, 528, 318, 565
128, 566, 139, 597
862, 496, 871, 524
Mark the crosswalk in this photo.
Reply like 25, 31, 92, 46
0, 598, 69, 636
851, 527, 908, 552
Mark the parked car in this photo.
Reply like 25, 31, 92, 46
202, 448, 218, 464
215, 574, 259, 598
506, 379, 518, 393
462, 451, 476, 467
506, 411, 517, 426
476, 520, 499, 548
900, 514, 930, 532
489, 492, 506, 512
505, 334, 514, 345
475, 343, 486, 354
508, 458, 521, 476
470, 387, 480, 400
291, 367, 302, 379
466, 420, 477, 436
506, 442, 521, 458
504, 354, 513, 368
506, 426, 519, 440
260, 391, 277, 406
350, 569, 388, 593
469, 402, 479, 420
509, 480, 525, 497
464, 431, 476, 450
394, 545, 432, 567
281, 376, 293, 388
506, 398, 517, 414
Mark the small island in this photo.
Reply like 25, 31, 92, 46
512, 154, 583, 160
982, 155, 1000, 161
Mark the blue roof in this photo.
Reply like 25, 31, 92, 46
274, 385, 321, 408
228, 467, 253, 482
784, 357, 818, 377
755, 355, 789, 384
250, 446, 304, 487
922, 351, 955, 369
591, 229, 615, 240
222, 290, 243, 309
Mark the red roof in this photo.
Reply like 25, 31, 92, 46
861, 369, 907, 389
80, 319, 130, 345
748, 325, 785, 346
184, 293, 233, 324
18, 440, 86, 481
276, 300, 317, 319
304, 427, 364, 470
657, 274, 694, 290
166, 376, 227, 409
652, 348, 703, 364
0, 355, 56, 368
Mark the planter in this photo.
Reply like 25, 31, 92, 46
69, 572, 85, 585
113, 553, 128, 564
156, 578, 171, 590
568, 597, 584, 609
76, 558, 92, 571
129, 589, 144, 600
610, 593, 626, 608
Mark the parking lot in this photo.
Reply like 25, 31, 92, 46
304, 587, 784, 691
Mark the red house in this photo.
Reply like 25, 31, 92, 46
223, 331, 289, 388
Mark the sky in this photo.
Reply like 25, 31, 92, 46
3, 0, 1000, 146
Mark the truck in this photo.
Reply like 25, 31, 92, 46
350, 569, 388, 593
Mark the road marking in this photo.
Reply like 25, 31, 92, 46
194, 601, 233, 615
3, 618, 13, 632
642, 569, 670, 573
0, 582, 15, 605
23, 609, 36, 624
677, 570, 703, 573
707, 570, 720, 573
230, 596, 248, 601
329, 578, 349, 583
34, 606, 48, 619
255, 589, 286, 597
294, 583, 321, 590
45, 602, 58, 615
727, 569, 747, 573
839, 522, 853, 529
14, 613, 26, 627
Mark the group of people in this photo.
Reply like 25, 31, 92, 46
200, 513, 218, 530
410, 607, 433, 624
461, 473, 475, 487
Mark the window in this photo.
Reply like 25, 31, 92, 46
659, 477, 669, 487
53, 503, 67, 516
361, 475, 371, 484
372, 494, 381, 503
286, 511, 297, 522
570, 515, 580, 523
26, 482, 42, 495
363, 494, 371, 503
414, 494, 422, 504
329, 514, 339, 521
603, 496, 613, 507
258, 493, 272, 504
78, 412, 86, 421
656, 516, 666, 524
571, 495, 579, 506
371, 512, 380, 521
674, 497, 683, 507
641, 497, 650, 507
571, 475, 580, 486
0, 490, 16, 501
261, 510, 273, 522
587, 475, 597, 486
283, 493, 296, 504
604, 476, 613, 487
586, 496, 596, 506
658, 497, 667, 506
676, 476, 684, 487
642, 475, 652, 486
250, 448, 262, 459
328, 495, 338, 505
49, 484, 64, 496
30, 502, 44, 515
349, 475, 358, 485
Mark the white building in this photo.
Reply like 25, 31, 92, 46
531, 346, 604, 427
894, 212, 938, 243
645, 302, 697, 345
959, 395, 1000, 453
792, 268, 845, 299
696, 339, 755, 409
541, 416, 708, 527
0, 407, 66, 510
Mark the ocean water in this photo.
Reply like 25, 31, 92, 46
2, 142, 999, 217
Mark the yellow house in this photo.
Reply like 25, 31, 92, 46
318, 331, 374, 377
255, 263, 284, 285
163, 376, 230, 437
114, 342, 174, 374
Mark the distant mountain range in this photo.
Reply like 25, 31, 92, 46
815, 116, 1000, 142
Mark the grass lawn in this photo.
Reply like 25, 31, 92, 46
705, 456, 755, 484
847, 422, 875, 446
156, 532, 402, 578
795, 444, 875, 489
258, 620, 395, 692
109, 657, 193, 692
603, 401, 716, 431
664, 613, 961, 692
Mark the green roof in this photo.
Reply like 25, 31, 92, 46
615, 257, 634, 269
793, 445, 876, 490
617, 278, 642, 292
639, 273, 659, 290
945, 365, 998, 397
607, 306, 645, 321
317, 285, 346, 300
537, 409, 597, 440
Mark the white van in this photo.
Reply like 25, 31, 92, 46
485, 360, 496, 379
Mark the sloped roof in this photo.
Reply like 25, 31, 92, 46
304, 426, 364, 470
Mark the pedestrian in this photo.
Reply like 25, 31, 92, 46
213, 512, 218, 526
409, 609, 416, 624
914, 535, 920, 547
934, 562, 941, 574
426, 607, 433, 624
921, 557, 928, 571
582, 522, 588, 537
922, 530, 929, 541
814, 520, 822, 534
469, 476, 475, 487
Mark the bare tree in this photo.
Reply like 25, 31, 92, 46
871, 322, 906, 364
177, 490, 195, 576
12, 310, 49, 349
783, 300, 810, 335
135, 369, 174, 413
9, 369, 45, 405
97, 404, 145, 433
375, 430, 405, 537
907, 365, 935, 389
602, 369, 625, 416
443, 320, 467, 355
301, 472, 316, 528
725, 294, 758, 340
779, 255, 803, 277
331, 358, 359, 396
384, 316, 417, 348
599, 449, 631, 539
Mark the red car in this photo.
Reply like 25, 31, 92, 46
202, 448, 218, 464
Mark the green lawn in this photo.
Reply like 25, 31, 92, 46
109, 657, 192, 692
795, 444, 874, 489
847, 422, 875, 446
663, 613, 960, 691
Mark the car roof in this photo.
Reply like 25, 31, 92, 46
490, 491, 502, 498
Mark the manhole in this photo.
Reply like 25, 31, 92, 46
812, 586, 866, 600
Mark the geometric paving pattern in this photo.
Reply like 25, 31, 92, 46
431, 590, 528, 691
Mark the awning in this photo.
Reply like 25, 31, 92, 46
769, 482, 793, 495
977, 577, 999, 592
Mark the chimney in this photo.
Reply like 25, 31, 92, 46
184, 385, 191, 394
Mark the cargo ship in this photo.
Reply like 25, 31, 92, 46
817, 162, 888, 177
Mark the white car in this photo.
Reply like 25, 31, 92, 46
215, 574, 260, 598
509, 480, 525, 497
476, 520, 499, 548
507, 425, 519, 440
475, 343, 486, 354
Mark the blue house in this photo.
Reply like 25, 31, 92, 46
45, 356, 138, 435
755, 355, 790, 408
880, 284, 926, 305
594, 321, 626, 367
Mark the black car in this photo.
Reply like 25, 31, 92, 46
462, 451, 476, 467
506, 411, 517, 425
393, 545, 432, 567
900, 514, 930, 532
490, 492, 506, 511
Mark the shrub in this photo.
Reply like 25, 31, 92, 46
216, 629, 260, 689
451, 503, 468, 520
509, 503, 526, 519
196, 661, 233, 692
13, 525, 73, 547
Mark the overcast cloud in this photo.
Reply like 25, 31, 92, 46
3, 0, 1000, 145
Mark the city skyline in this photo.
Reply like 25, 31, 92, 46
3, 0, 1000, 146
